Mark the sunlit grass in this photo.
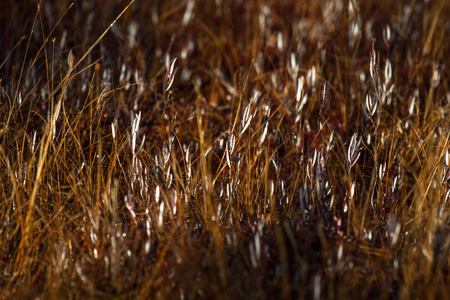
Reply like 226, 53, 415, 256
0, 0, 449, 298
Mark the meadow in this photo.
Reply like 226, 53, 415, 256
0, 0, 449, 298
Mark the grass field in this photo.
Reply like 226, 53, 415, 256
0, 0, 449, 298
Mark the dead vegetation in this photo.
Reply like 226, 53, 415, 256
0, 0, 449, 298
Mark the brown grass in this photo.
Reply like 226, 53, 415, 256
0, 0, 449, 299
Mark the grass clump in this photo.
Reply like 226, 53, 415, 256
0, 0, 449, 298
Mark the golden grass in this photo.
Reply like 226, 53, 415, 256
0, 0, 449, 298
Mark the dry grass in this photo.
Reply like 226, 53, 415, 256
0, 0, 449, 299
